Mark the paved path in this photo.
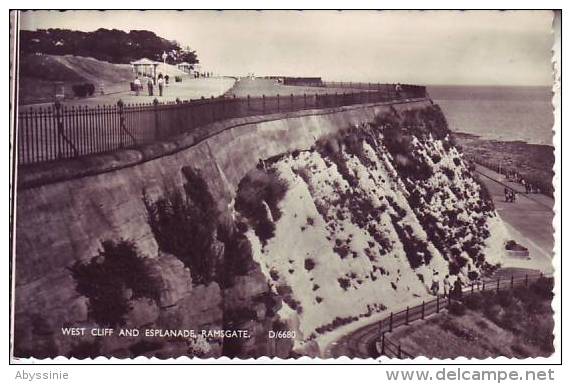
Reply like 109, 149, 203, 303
475, 165, 554, 274
20, 77, 236, 110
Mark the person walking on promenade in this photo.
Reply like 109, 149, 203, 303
165, 74, 170, 85
443, 275, 451, 297
452, 277, 463, 300
147, 77, 154, 96
134, 76, 141, 96
158, 74, 165, 97
431, 271, 440, 296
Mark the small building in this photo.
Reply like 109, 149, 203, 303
177, 62, 193, 74
131, 58, 160, 82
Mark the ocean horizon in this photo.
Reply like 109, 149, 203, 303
428, 85, 554, 147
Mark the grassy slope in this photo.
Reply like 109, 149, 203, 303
19, 54, 134, 104
225, 77, 370, 97
389, 283, 554, 358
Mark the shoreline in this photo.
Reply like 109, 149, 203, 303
452, 131, 555, 196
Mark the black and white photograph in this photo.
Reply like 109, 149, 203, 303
8, 9, 560, 365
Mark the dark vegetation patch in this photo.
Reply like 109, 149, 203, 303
390, 216, 432, 269
304, 258, 316, 271
235, 168, 289, 246
143, 168, 219, 284
338, 277, 351, 291
70, 239, 160, 327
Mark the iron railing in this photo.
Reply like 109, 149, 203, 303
16, 85, 427, 166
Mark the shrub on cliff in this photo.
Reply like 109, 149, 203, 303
143, 169, 219, 284
235, 169, 288, 246
70, 239, 160, 327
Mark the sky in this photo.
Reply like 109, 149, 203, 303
19, 10, 555, 86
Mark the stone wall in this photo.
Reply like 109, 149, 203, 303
13, 98, 433, 358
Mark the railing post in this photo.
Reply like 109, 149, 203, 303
510, 275, 514, 289
380, 332, 385, 355
290, 93, 294, 111
421, 301, 425, 320
304, 93, 307, 109
211, 95, 215, 121
262, 95, 266, 114
525, 274, 528, 287
389, 312, 393, 332
153, 98, 160, 140
496, 278, 500, 293
436, 296, 440, 313
117, 99, 125, 148
405, 306, 409, 325
247, 94, 251, 110
277, 94, 280, 112
54, 101, 63, 159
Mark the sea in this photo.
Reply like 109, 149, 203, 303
428, 86, 554, 147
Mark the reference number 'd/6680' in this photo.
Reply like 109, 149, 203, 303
268, 330, 296, 339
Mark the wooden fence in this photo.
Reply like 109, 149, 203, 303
378, 272, 546, 359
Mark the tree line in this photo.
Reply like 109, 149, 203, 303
20, 28, 199, 65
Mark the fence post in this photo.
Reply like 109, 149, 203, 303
262, 95, 266, 114
525, 274, 528, 287
380, 332, 385, 355
436, 296, 440, 313
389, 312, 393, 332
211, 96, 215, 122
117, 99, 125, 148
421, 301, 425, 320
511, 275, 514, 289
54, 101, 63, 158
496, 279, 500, 293
247, 94, 251, 110
405, 306, 409, 325
277, 94, 280, 112
153, 98, 160, 140
304, 93, 307, 109
290, 93, 294, 111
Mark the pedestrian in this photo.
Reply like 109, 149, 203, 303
431, 272, 440, 296
443, 275, 451, 297
157, 74, 164, 97
133, 76, 141, 96
395, 83, 403, 98
165, 74, 170, 85
504, 187, 510, 202
452, 277, 463, 300
147, 78, 154, 96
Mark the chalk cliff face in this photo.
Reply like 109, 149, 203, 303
237, 106, 509, 349
13, 100, 509, 359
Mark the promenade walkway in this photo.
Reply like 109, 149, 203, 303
19, 77, 237, 110
475, 165, 554, 274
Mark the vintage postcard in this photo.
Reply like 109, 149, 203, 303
8, 9, 560, 363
